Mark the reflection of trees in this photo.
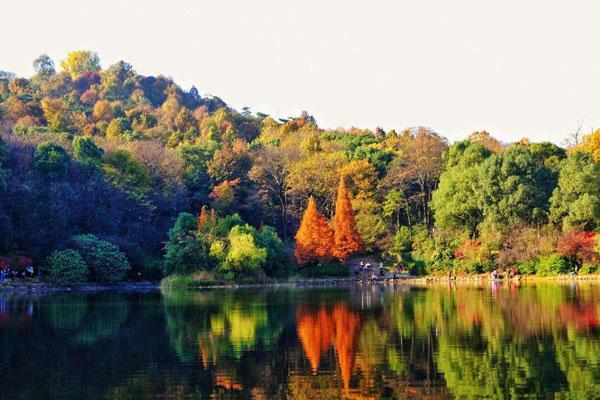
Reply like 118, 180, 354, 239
382, 283, 600, 399
44, 293, 129, 345
437, 334, 564, 398
296, 302, 362, 392
554, 333, 600, 398
5, 285, 600, 398
296, 306, 333, 372
162, 289, 289, 397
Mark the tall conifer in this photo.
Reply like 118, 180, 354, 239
333, 175, 363, 261
295, 197, 334, 266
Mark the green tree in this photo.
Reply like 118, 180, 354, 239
32, 54, 56, 79
163, 212, 209, 275
100, 61, 135, 101
386, 226, 412, 265
477, 145, 554, 228
431, 141, 491, 236
33, 141, 70, 177
549, 151, 600, 230
103, 150, 149, 192
71, 234, 131, 283
45, 249, 88, 285
73, 136, 104, 168
254, 225, 287, 276
382, 189, 409, 229
221, 225, 267, 277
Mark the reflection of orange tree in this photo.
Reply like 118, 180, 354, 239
296, 302, 362, 392
333, 303, 362, 391
296, 306, 334, 372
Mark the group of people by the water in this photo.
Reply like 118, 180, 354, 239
491, 268, 518, 280
358, 261, 406, 281
0, 266, 35, 282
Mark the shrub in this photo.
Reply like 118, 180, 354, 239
515, 259, 537, 275
72, 234, 131, 283
160, 274, 217, 289
579, 263, 599, 274
46, 250, 88, 285
557, 231, 597, 266
535, 254, 571, 276
454, 239, 485, 273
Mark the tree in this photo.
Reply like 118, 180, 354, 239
33, 142, 70, 177
73, 136, 103, 168
207, 139, 252, 183
467, 131, 502, 153
332, 176, 363, 261
60, 50, 101, 79
386, 226, 412, 265
45, 249, 88, 285
221, 226, 267, 277
477, 145, 554, 229
71, 234, 131, 283
294, 197, 334, 266
102, 150, 149, 192
382, 189, 410, 229
41, 97, 70, 131
549, 152, 600, 231
197, 205, 208, 231
249, 144, 301, 238
163, 212, 209, 275
100, 61, 135, 101
33, 54, 56, 79
578, 129, 600, 163
382, 127, 447, 226
556, 231, 597, 267
431, 141, 491, 236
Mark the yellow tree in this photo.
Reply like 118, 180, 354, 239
333, 176, 363, 261
579, 129, 600, 163
60, 50, 100, 79
295, 197, 334, 266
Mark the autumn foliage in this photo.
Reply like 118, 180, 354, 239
197, 205, 208, 231
294, 197, 334, 266
332, 176, 363, 261
296, 303, 362, 390
556, 230, 597, 265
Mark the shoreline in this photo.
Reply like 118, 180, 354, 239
2, 273, 600, 295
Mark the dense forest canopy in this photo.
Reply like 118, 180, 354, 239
1, 50, 600, 280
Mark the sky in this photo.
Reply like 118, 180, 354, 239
2, 0, 599, 144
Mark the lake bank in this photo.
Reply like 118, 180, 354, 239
3, 272, 600, 294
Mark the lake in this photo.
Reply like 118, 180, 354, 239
1, 282, 599, 399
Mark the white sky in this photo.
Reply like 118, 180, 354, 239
2, 0, 599, 143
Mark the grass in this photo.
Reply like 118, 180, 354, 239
160, 272, 218, 289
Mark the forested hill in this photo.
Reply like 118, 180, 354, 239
1, 50, 600, 281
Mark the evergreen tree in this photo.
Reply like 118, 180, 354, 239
333, 176, 363, 261
295, 197, 334, 266
197, 205, 208, 231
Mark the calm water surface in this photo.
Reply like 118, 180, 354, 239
1, 282, 600, 399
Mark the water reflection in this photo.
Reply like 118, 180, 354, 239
2, 283, 600, 398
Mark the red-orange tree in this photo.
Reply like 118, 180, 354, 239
295, 197, 334, 266
197, 205, 208, 231
333, 176, 363, 261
